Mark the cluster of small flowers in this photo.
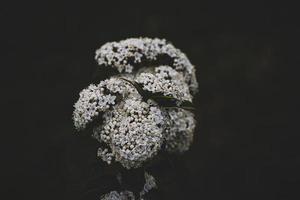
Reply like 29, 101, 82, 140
72, 38, 199, 199
73, 84, 117, 130
95, 37, 198, 93
93, 98, 164, 169
100, 171, 157, 200
73, 77, 139, 130
100, 190, 134, 200
99, 76, 137, 97
164, 108, 196, 153
73, 38, 198, 169
135, 65, 192, 102
97, 147, 114, 164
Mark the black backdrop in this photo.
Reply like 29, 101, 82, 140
2, 1, 298, 200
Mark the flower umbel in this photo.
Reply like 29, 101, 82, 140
73, 37, 198, 199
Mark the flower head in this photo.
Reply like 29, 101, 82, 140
95, 37, 198, 94
93, 99, 164, 169
73, 38, 198, 169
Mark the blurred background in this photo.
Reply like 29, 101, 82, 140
1, 1, 298, 199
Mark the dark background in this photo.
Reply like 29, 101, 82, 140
2, 1, 298, 199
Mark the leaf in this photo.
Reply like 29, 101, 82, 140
119, 77, 152, 100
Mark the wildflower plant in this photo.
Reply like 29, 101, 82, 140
73, 38, 198, 199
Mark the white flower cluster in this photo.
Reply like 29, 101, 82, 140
100, 171, 157, 200
135, 65, 192, 102
100, 190, 134, 200
93, 98, 164, 169
73, 84, 117, 130
95, 37, 198, 93
73, 38, 198, 169
164, 108, 196, 153
73, 77, 137, 130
